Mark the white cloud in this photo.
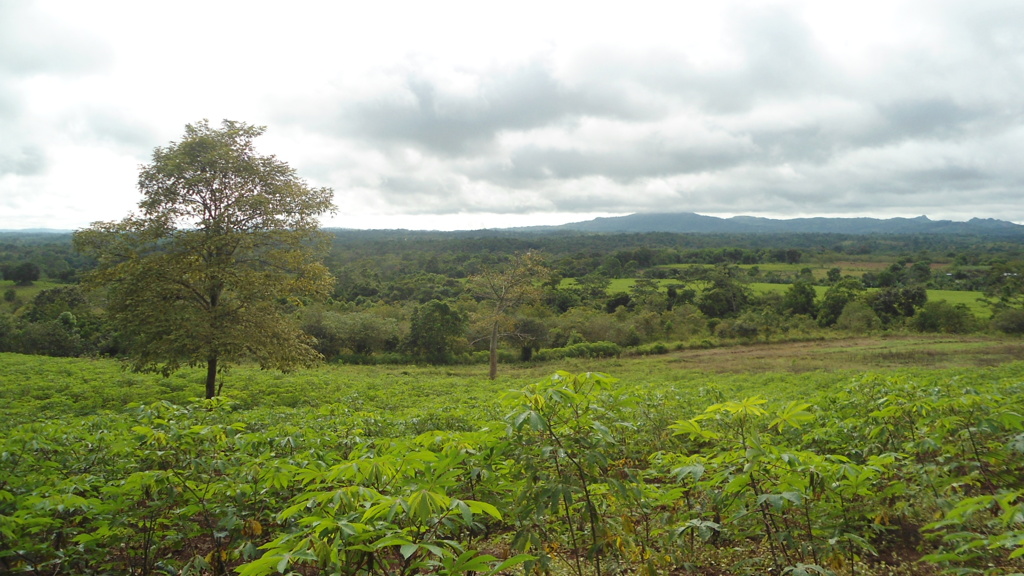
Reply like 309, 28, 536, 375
3, 0, 1024, 229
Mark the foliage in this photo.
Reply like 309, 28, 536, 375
532, 341, 622, 361
468, 251, 548, 379
1, 261, 41, 285
406, 299, 466, 364
911, 300, 978, 334
818, 278, 866, 327
3, 355, 1024, 574
693, 266, 752, 318
298, 304, 403, 359
835, 301, 882, 334
73, 120, 335, 398
992, 308, 1024, 335
782, 281, 818, 317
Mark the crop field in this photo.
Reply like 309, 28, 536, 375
2, 337, 1024, 576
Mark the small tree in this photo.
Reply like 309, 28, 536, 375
468, 252, 548, 379
405, 299, 466, 364
781, 281, 817, 318
694, 267, 751, 319
817, 277, 865, 327
74, 120, 335, 399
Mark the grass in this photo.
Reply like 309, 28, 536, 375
3, 333, 1022, 427
928, 288, 990, 316
1, 279, 66, 313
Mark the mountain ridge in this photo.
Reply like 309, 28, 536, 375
522, 212, 1024, 236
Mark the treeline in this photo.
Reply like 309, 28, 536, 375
4, 229, 1024, 288
0, 232, 91, 282
3, 230, 1024, 365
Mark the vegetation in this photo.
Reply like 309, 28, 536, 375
72, 120, 335, 398
2, 349, 1023, 575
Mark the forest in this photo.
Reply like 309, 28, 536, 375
3, 227, 1024, 369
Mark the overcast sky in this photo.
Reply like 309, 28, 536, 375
2, 1, 1023, 230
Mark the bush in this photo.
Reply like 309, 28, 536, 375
714, 319, 759, 341
991, 308, 1024, 335
628, 342, 669, 356
911, 301, 978, 334
533, 341, 621, 361
835, 301, 882, 334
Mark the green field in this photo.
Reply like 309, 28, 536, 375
657, 261, 969, 279
927, 288, 990, 316
0, 279, 65, 313
2, 343, 1024, 575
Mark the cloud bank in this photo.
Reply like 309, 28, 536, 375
3, 1, 1024, 229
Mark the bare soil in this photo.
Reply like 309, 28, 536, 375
667, 335, 1024, 373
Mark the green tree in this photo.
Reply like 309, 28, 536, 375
21, 286, 88, 323
817, 277, 865, 327
298, 304, 402, 359
629, 277, 665, 312
468, 251, 548, 379
864, 285, 927, 325
406, 299, 466, 363
2, 261, 41, 286
694, 267, 751, 319
781, 281, 817, 317
991, 308, 1024, 334
74, 120, 335, 399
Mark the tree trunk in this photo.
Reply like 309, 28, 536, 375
488, 320, 499, 380
205, 356, 218, 399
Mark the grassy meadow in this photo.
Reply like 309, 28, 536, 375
1, 279, 65, 313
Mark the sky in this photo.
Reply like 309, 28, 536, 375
2, 0, 1023, 231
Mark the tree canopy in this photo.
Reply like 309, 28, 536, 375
2, 262, 41, 285
74, 120, 335, 398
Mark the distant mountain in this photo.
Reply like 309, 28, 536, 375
0, 229, 72, 234
535, 213, 1024, 236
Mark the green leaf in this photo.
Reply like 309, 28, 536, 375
770, 401, 815, 432
464, 499, 502, 520
487, 554, 537, 575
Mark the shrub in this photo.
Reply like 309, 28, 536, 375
835, 301, 882, 334
991, 308, 1024, 335
911, 301, 978, 334
533, 341, 621, 361
629, 342, 669, 356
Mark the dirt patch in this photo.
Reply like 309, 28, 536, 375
669, 336, 1024, 373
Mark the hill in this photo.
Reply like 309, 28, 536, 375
530, 212, 1024, 236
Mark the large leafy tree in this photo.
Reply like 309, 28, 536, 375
74, 120, 335, 399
